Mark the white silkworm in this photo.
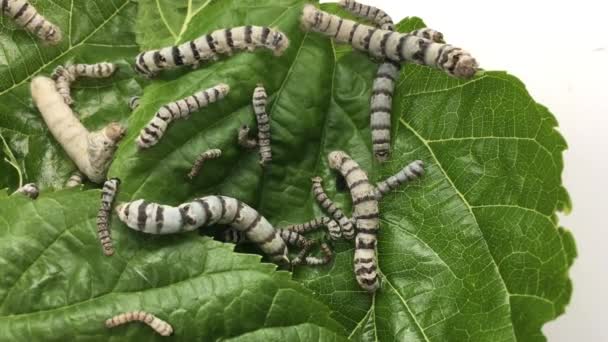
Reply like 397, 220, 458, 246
301, 5, 478, 79
252, 84, 272, 166
328, 151, 380, 292
187, 148, 222, 179
128, 96, 140, 111
1, 0, 61, 44
105, 311, 173, 336
311, 177, 354, 240
116, 196, 289, 263
31, 76, 125, 183
134, 26, 290, 77
375, 160, 425, 199
237, 125, 258, 149
65, 171, 84, 188
338, 0, 394, 30
14, 183, 38, 199
136, 83, 229, 149
97, 178, 120, 256
51, 63, 117, 105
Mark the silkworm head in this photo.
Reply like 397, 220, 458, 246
46, 26, 63, 45
327, 151, 346, 170
216, 83, 230, 96
301, 5, 318, 31
269, 30, 290, 56
311, 176, 323, 183
452, 52, 478, 79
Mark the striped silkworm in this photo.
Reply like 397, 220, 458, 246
136, 83, 229, 149
301, 5, 478, 79
297, 243, 333, 266
311, 177, 354, 240
31, 76, 126, 183
128, 96, 140, 111
116, 196, 289, 263
237, 125, 258, 149
134, 26, 290, 77
51, 63, 117, 105
1, 0, 62, 44
338, 0, 394, 30
328, 151, 380, 292
252, 84, 272, 166
105, 311, 173, 336
97, 178, 120, 256
282, 216, 342, 241
187, 148, 222, 179
65, 171, 84, 188
14, 183, 38, 199
375, 160, 425, 198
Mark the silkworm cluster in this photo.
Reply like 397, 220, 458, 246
51, 63, 117, 105
1, 0, 62, 44
97, 178, 120, 256
105, 311, 173, 336
134, 26, 289, 77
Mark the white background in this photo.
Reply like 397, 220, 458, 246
320, 0, 608, 340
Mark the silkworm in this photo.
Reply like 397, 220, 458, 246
116, 196, 289, 263
297, 243, 333, 266
328, 151, 380, 292
1, 0, 62, 44
97, 178, 120, 256
134, 26, 290, 77
338, 0, 394, 30
14, 183, 38, 199
311, 177, 354, 240
136, 83, 229, 149
301, 5, 478, 79
31, 76, 125, 183
252, 84, 272, 166
282, 216, 341, 241
65, 171, 84, 188
105, 311, 173, 336
237, 125, 258, 149
128, 96, 140, 111
187, 148, 222, 179
375, 160, 425, 199
51, 63, 117, 105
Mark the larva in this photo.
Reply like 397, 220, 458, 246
252, 85, 272, 166
51, 63, 117, 105
116, 196, 289, 263
134, 26, 290, 77
65, 171, 84, 188
105, 311, 173, 336
375, 160, 425, 199
14, 183, 39, 199
1, 0, 62, 44
298, 243, 333, 266
282, 216, 342, 241
31, 77, 126, 183
187, 148, 222, 179
128, 96, 140, 111
97, 178, 120, 256
311, 177, 354, 240
136, 83, 230, 149
237, 125, 258, 149
328, 151, 380, 292
338, 0, 394, 31
301, 5, 478, 79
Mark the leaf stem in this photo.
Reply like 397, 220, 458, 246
0, 133, 23, 188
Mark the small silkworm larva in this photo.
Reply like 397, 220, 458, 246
301, 5, 478, 79
97, 178, 120, 256
51, 63, 117, 105
14, 183, 39, 199
311, 176, 354, 240
136, 83, 230, 149
128, 96, 140, 111
298, 242, 333, 266
187, 148, 222, 179
375, 160, 425, 198
116, 196, 289, 263
328, 151, 380, 292
237, 125, 258, 149
65, 171, 84, 188
1, 0, 62, 44
134, 26, 290, 77
338, 0, 394, 31
105, 311, 173, 336
252, 84, 272, 166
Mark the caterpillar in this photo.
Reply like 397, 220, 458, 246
65, 171, 84, 188
282, 216, 342, 241
134, 26, 290, 77
105, 311, 173, 336
1, 0, 62, 44
136, 83, 230, 149
301, 5, 478, 79
116, 196, 289, 263
187, 148, 222, 179
311, 177, 355, 240
97, 178, 120, 256
14, 183, 38, 199
375, 160, 425, 199
51, 63, 117, 105
328, 151, 380, 292
31, 77, 126, 183
338, 0, 394, 31
252, 85, 272, 166
237, 125, 258, 149
298, 243, 333, 266
128, 96, 140, 111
